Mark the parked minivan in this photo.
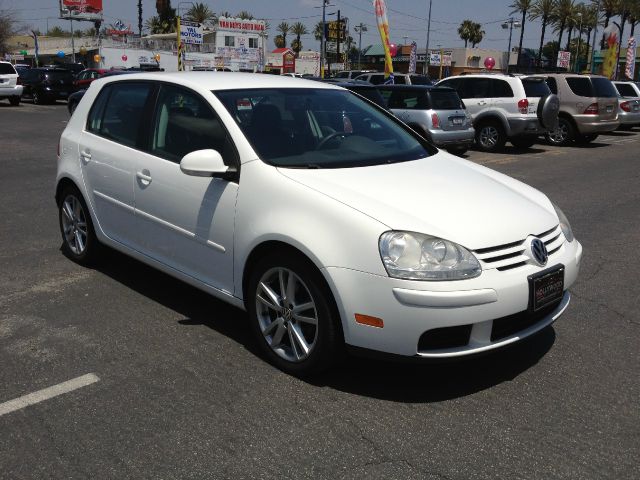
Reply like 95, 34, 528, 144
544, 74, 619, 145
377, 84, 474, 154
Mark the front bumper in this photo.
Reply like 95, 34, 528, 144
0, 85, 23, 97
324, 239, 582, 358
507, 117, 547, 136
574, 115, 620, 134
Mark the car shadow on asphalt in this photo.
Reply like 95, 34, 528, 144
469, 146, 547, 156
87, 246, 556, 403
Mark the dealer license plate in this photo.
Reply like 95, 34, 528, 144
451, 116, 464, 125
528, 265, 564, 312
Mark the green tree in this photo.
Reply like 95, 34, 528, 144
551, 0, 575, 60
564, 2, 582, 51
529, 0, 556, 66
0, 7, 16, 55
457, 19, 475, 47
510, 0, 533, 65
290, 21, 308, 56
185, 2, 215, 26
542, 40, 559, 60
274, 35, 285, 48
145, 15, 174, 34
236, 10, 254, 20
469, 22, 485, 47
598, 0, 617, 49
276, 22, 290, 47
47, 26, 68, 37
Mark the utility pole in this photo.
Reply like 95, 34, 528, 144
501, 18, 521, 74
70, 18, 76, 63
321, 0, 328, 78
589, 0, 600, 73
354, 23, 366, 69
336, 9, 341, 74
574, 12, 583, 72
424, 0, 432, 75
138, 0, 143, 37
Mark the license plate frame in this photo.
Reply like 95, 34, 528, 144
528, 264, 565, 312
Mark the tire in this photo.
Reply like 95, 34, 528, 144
475, 120, 506, 152
32, 90, 43, 105
545, 117, 575, 146
9, 96, 20, 106
247, 252, 342, 376
576, 133, 598, 144
446, 146, 468, 156
58, 186, 100, 265
510, 137, 537, 149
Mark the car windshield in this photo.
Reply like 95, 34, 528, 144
215, 88, 432, 168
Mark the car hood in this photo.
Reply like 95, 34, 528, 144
277, 151, 558, 250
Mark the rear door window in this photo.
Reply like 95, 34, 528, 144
429, 90, 464, 110
467, 78, 491, 98
522, 78, 551, 97
386, 89, 428, 109
87, 82, 154, 148
566, 77, 593, 97
615, 83, 637, 97
0, 63, 17, 74
592, 78, 619, 98
491, 80, 514, 98
545, 77, 558, 94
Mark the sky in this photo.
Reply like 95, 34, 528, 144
3, 0, 634, 53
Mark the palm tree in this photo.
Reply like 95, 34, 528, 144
629, 1, 640, 38
510, 0, 533, 66
582, 4, 599, 68
552, 0, 575, 62
290, 22, 308, 56
470, 23, 485, 47
529, 0, 556, 66
564, 3, 582, 51
277, 22, 290, 48
144, 15, 174, 34
236, 10, 254, 20
313, 21, 324, 49
185, 2, 215, 26
274, 34, 285, 48
458, 20, 475, 47
599, 0, 617, 49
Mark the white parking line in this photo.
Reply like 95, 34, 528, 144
0, 373, 99, 417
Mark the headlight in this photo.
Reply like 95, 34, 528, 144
379, 231, 481, 281
553, 204, 574, 242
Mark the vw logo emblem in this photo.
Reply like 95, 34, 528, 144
531, 238, 548, 266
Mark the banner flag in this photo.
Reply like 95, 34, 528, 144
625, 37, 636, 80
409, 41, 417, 74
373, 0, 394, 81
602, 24, 619, 79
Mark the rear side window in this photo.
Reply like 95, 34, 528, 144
386, 89, 429, 109
566, 77, 593, 97
44, 71, 73, 81
615, 83, 637, 97
465, 78, 491, 98
368, 74, 386, 85
491, 80, 514, 98
409, 75, 432, 85
592, 78, 618, 98
429, 90, 464, 110
522, 78, 551, 97
393, 75, 407, 85
438, 78, 462, 95
0, 63, 16, 74
87, 82, 153, 148
545, 77, 558, 94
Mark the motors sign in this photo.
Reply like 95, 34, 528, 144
180, 20, 203, 45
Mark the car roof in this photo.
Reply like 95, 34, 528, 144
376, 84, 452, 91
97, 71, 341, 91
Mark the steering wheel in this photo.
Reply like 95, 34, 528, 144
315, 132, 352, 150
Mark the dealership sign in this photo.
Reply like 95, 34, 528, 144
556, 50, 571, 69
180, 20, 203, 44
59, 0, 103, 21
217, 17, 266, 32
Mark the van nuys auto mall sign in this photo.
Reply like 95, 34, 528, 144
180, 20, 203, 45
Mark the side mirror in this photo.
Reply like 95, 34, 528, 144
180, 149, 229, 178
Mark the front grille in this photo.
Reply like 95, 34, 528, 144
474, 225, 564, 272
418, 324, 472, 351
490, 302, 560, 341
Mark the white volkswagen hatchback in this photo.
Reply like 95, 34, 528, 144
57, 73, 582, 375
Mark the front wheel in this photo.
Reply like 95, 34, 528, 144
32, 91, 44, 105
247, 254, 342, 376
545, 117, 575, 146
475, 121, 506, 152
58, 186, 99, 265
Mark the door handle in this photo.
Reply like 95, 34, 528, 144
478, 100, 487, 106
80, 150, 91, 164
136, 170, 152, 185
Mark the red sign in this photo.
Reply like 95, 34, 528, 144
62, 0, 103, 13
218, 18, 265, 32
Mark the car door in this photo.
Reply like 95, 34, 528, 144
133, 83, 239, 293
78, 81, 154, 248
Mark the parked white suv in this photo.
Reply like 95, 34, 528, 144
56, 73, 581, 375
0, 61, 23, 106
437, 73, 559, 151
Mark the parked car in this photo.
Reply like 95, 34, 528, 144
19, 67, 75, 104
0, 61, 23, 106
613, 81, 640, 130
354, 72, 433, 86
437, 73, 559, 151
543, 74, 619, 145
56, 72, 582, 375
44, 62, 85, 76
67, 70, 141, 114
333, 69, 376, 80
74, 68, 108, 89
377, 84, 474, 155
314, 79, 388, 109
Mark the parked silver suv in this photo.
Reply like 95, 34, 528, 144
437, 73, 559, 151
544, 74, 619, 145
377, 84, 474, 154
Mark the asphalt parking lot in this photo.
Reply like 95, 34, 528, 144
1, 101, 639, 479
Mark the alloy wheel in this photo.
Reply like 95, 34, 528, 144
548, 122, 569, 144
61, 195, 88, 255
255, 267, 319, 363
479, 125, 499, 148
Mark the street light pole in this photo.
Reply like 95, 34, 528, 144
321, 0, 328, 78
424, 0, 432, 75
574, 13, 583, 72
590, 0, 600, 73
501, 18, 521, 74
355, 23, 365, 69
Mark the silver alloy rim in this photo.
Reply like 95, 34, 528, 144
61, 195, 88, 255
479, 126, 499, 148
548, 121, 568, 144
255, 267, 318, 363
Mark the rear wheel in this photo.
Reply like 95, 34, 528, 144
510, 137, 537, 149
545, 117, 575, 146
9, 96, 20, 106
247, 253, 342, 376
58, 186, 99, 265
475, 120, 506, 152
32, 90, 44, 105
